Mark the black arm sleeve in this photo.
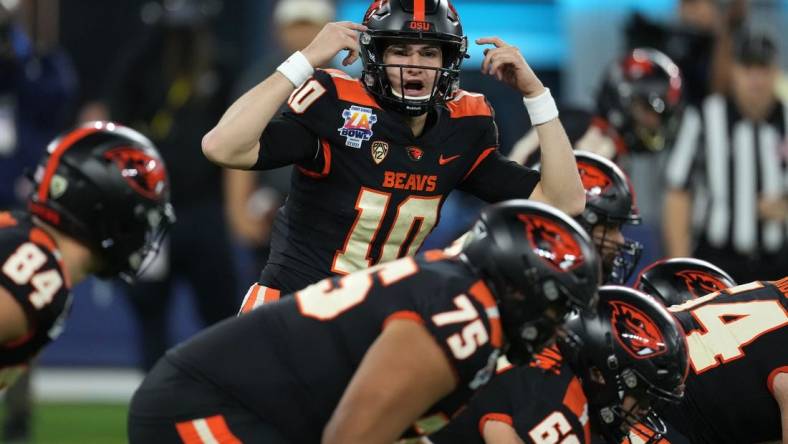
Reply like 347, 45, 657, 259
251, 116, 321, 171
458, 150, 541, 203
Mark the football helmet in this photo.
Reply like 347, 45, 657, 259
634, 257, 736, 307
462, 200, 601, 365
559, 286, 688, 444
28, 121, 175, 282
596, 48, 683, 153
575, 151, 643, 284
359, 0, 468, 116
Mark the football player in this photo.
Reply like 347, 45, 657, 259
633, 257, 736, 306
203, 0, 585, 300
127, 201, 601, 444
426, 286, 688, 444
573, 151, 643, 284
0, 122, 174, 389
633, 259, 788, 444
510, 48, 684, 164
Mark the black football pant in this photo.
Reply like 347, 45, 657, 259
128, 357, 291, 444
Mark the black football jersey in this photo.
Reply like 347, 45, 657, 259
256, 69, 540, 293
657, 279, 788, 444
429, 350, 590, 444
166, 252, 504, 443
0, 211, 72, 389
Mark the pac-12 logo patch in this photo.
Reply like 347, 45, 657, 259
338, 105, 378, 149
371, 141, 389, 164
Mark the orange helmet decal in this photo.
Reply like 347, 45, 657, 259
610, 300, 667, 359
104, 147, 167, 201
675, 270, 729, 298
519, 214, 584, 271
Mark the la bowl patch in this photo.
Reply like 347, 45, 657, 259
338, 105, 378, 148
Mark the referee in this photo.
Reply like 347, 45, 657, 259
663, 27, 788, 283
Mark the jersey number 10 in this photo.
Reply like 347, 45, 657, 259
332, 188, 441, 275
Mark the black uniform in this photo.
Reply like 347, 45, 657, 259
252, 69, 540, 293
659, 279, 788, 444
0, 211, 71, 390
428, 346, 590, 444
128, 252, 504, 444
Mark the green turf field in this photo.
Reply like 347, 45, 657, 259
0, 403, 127, 444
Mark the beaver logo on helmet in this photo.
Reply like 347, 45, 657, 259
610, 300, 667, 359
519, 214, 584, 271
104, 147, 167, 200
364, 0, 390, 21
676, 270, 728, 298
578, 162, 612, 197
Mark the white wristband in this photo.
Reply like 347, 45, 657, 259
276, 51, 315, 87
523, 88, 559, 126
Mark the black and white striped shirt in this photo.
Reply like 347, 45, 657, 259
666, 94, 788, 255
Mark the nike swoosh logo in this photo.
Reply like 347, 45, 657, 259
438, 154, 461, 165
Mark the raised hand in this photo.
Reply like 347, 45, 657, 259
476, 37, 545, 98
301, 22, 368, 68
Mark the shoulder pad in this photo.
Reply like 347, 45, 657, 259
446, 90, 493, 118
319, 69, 381, 109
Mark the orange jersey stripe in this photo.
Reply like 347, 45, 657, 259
262, 287, 281, 303
774, 277, 788, 298
0, 212, 17, 228
462, 147, 496, 181
331, 76, 381, 109
28, 226, 70, 288
562, 376, 590, 444
175, 421, 203, 444
175, 415, 241, 444
767, 366, 788, 396
383, 310, 424, 330
468, 280, 503, 348
423, 249, 449, 262
29, 227, 58, 255
446, 91, 492, 118
478, 412, 513, 436
297, 139, 332, 178
239, 283, 263, 315
204, 415, 242, 444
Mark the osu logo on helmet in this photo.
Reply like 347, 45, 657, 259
610, 301, 667, 359
577, 162, 612, 197
519, 214, 584, 271
104, 147, 167, 200
676, 270, 728, 298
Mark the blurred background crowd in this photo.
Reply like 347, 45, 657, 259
0, 0, 786, 442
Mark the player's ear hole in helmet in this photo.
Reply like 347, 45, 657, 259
360, 0, 469, 116
634, 257, 736, 307
28, 121, 175, 283
461, 200, 602, 366
574, 151, 643, 284
559, 286, 689, 444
